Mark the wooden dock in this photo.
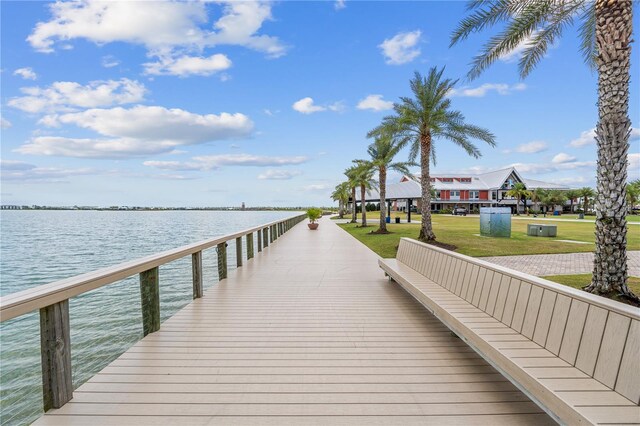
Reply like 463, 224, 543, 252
33, 218, 553, 425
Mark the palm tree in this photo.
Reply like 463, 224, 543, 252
578, 187, 596, 215
362, 131, 416, 233
350, 161, 376, 227
565, 189, 581, 214
451, 0, 636, 300
331, 182, 350, 219
344, 166, 359, 223
530, 188, 546, 214
368, 67, 495, 241
506, 182, 531, 215
626, 179, 640, 212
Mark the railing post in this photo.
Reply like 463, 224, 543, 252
140, 267, 160, 336
246, 233, 254, 259
263, 227, 269, 247
270, 225, 274, 243
40, 300, 73, 411
257, 229, 262, 252
192, 251, 203, 299
235, 237, 243, 267
217, 242, 227, 280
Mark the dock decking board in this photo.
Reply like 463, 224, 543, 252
35, 219, 554, 425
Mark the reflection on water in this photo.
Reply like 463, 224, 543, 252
0, 210, 297, 426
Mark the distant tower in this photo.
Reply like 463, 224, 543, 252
241, 202, 246, 210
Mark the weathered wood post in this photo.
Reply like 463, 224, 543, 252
192, 251, 203, 299
140, 267, 160, 336
263, 227, 269, 247
217, 242, 227, 280
246, 233, 254, 259
40, 300, 73, 411
270, 225, 275, 243
257, 229, 262, 252
235, 237, 243, 267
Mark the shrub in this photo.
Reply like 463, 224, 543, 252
306, 208, 322, 223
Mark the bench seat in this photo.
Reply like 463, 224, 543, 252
379, 240, 640, 426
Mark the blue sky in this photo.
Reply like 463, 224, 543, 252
1, 0, 639, 207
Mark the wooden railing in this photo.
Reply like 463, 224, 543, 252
0, 213, 306, 411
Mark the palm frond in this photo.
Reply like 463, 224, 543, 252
467, 1, 554, 80
450, 0, 518, 47
577, 2, 597, 70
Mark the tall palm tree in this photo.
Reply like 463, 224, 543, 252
344, 166, 359, 223
451, 0, 636, 300
578, 187, 596, 215
350, 161, 376, 227
368, 67, 495, 241
331, 182, 350, 218
361, 131, 416, 233
565, 189, 581, 214
506, 182, 531, 215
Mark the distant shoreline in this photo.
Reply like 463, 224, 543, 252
0, 207, 313, 211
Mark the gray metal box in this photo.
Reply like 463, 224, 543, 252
527, 224, 557, 237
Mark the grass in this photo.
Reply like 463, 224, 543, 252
338, 215, 640, 258
542, 274, 640, 304
333, 211, 640, 223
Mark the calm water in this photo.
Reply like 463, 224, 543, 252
0, 210, 299, 426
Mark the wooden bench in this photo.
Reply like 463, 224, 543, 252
379, 238, 640, 425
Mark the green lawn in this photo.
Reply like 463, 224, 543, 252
334, 211, 640, 223
543, 274, 640, 300
338, 215, 640, 258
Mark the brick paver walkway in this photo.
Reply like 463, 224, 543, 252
479, 251, 640, 277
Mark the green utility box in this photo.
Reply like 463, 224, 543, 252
527, 224, 557, 237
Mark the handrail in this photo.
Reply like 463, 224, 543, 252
0, 212, 306, 412
0, 214, 304, 322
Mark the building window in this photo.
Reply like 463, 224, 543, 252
435, 190, 441, 199
470, 191, 479, 200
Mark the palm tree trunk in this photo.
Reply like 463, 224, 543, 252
379, 166, 387, 233
419, 132, 436, 241
587, 0, 636, 300
360, 184, 367, 227
338, 200, 344, 218
350, 187, 357, 223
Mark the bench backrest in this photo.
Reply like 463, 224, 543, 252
396, 237, 640, 404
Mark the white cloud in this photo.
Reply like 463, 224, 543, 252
28, 0, 286, 58
144, 154, 309, 172
258, 169, 303, 180
328, 101, 346, 113
17, 106, 253, 158
8, 79, 146, 113
514, 141, 548, 154
14, 67, 37, 80
144, 53, 232, 77
334, 0, 346, 10
379, 30, 421, 65
101, 55, 120, 68
569, 128, 597, 147
570, 127, 640, 148
552, 153, 577, 164
194, 154, 308, 167
1, 160, 98, 182
448, 83, 526, 98
142, 160, 207, 172
302, 184, 331, 192
292, 97, 326, 114
1, 160, 36, 171
1, 118, 11, 129
357, 94, 393, 111
629, 153, 640, 176
263, 109, 279, 116
508, 160, 596, 175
